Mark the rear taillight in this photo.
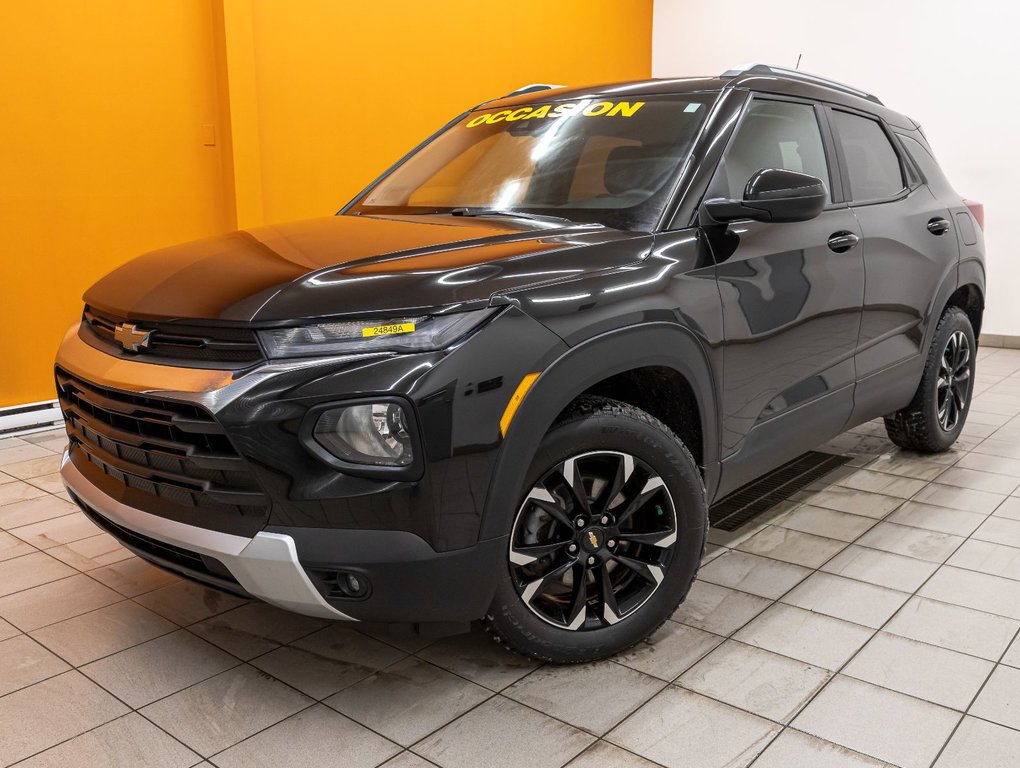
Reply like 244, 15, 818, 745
964, 199, 984, 230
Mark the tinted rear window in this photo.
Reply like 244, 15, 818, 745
832, 111, 904, 202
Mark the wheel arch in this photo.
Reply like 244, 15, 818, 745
925, 261, 985, 354
945, 283, 984, 340
479, 322, 719, 541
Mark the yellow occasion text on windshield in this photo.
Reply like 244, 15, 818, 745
466, 100, 645, 127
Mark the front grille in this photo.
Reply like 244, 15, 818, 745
56, 367, 268, 519
83, 306, 263, 367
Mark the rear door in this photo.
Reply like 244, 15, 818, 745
707, 96, 866, 494
828, 108, 960, 422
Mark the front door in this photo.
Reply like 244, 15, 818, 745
705, 97, 866, 494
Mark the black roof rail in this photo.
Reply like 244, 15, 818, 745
503, 83, 566, 98
721, 63, 883, 105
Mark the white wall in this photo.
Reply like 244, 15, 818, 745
653, 0, 1018, 336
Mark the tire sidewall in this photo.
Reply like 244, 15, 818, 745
488, 403, 706, 663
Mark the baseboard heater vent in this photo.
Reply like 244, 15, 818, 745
0, 400, 62, 437
709, 451, 850, 532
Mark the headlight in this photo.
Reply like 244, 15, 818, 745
313, 401, 414, 467
258, 308, 496, 359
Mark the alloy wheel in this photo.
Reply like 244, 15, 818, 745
937, 330, 971, 431
508, 450, 677, 631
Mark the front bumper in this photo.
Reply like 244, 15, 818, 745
61, 451, 357, 620
54, 311, 558, 622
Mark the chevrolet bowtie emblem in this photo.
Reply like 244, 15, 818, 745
588, 531, 599, 549
113, 323, 152, 353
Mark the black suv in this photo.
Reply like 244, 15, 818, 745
57, 64, 985, 662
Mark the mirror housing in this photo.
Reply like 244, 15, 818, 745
704, 168, 827, 224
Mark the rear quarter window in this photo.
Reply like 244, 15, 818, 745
897, 133, 956, 199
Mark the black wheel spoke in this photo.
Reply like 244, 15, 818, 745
598, 566, 622, 626
616, 529, 677, 548
943, 391, 956, 429
596, 453, 634, 515
520, 560, 573, 606
952, 383, 965, 412
609, 552, 665, 586
510, 539, 570, 566
615, 475, 665, 527
564, 564, 588, 631
525, 487, 574, 529
556, 457, 591, 517
954, 337, 969, 371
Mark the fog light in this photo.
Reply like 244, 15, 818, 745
341, 573, 368, 597
313, 401, 414, 467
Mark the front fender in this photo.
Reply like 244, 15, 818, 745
478, 321, 720, 541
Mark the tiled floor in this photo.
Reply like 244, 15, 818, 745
4, 347, 1020, 767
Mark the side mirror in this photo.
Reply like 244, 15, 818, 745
703, 168, 827, 224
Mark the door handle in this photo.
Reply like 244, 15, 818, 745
927, 217, 951, 236
827, 231, 860, 253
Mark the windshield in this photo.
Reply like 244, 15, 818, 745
351, 93, 718, 230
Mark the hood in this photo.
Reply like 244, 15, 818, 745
84, 214, 647, 324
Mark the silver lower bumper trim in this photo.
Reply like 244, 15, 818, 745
60, 452, 355, 621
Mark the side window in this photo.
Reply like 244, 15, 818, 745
831, 111, 905, 201
716, 100, 831, 200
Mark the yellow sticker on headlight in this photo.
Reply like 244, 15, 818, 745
362, 322, 416, 337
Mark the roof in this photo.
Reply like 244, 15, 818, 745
483, 66, 917, 130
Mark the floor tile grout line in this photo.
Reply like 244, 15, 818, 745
134, 651, 407, 763
3, 680, 205, 768
185, 628, 586, 760
204, 651, 430, 760
713, 465, 1020, 594
4, 710, 206, 768
5, 578, 425, 705
199, 699, 405, 766
0, 599, 267, 754
735, 523, 1020, 592
676, 580, 1014, 673
402, 645, 671, 753
763, 472, 1018, 767
798, 467, 1016, 612
0, 573, 184, 636
0, 562, 195, 635
371, 630, 679, 765
926, 624, 1020, 768
402, 690, 592, 768
738, 448, 1016, 766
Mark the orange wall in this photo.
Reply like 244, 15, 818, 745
0, 0, 652, 408
246, 0, 655, 224
0, 1, 232, 407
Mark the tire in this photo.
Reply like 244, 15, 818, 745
485, 395, 707, 663
884, 306, 976, 452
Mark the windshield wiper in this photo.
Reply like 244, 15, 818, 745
447, 207, 575, 225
